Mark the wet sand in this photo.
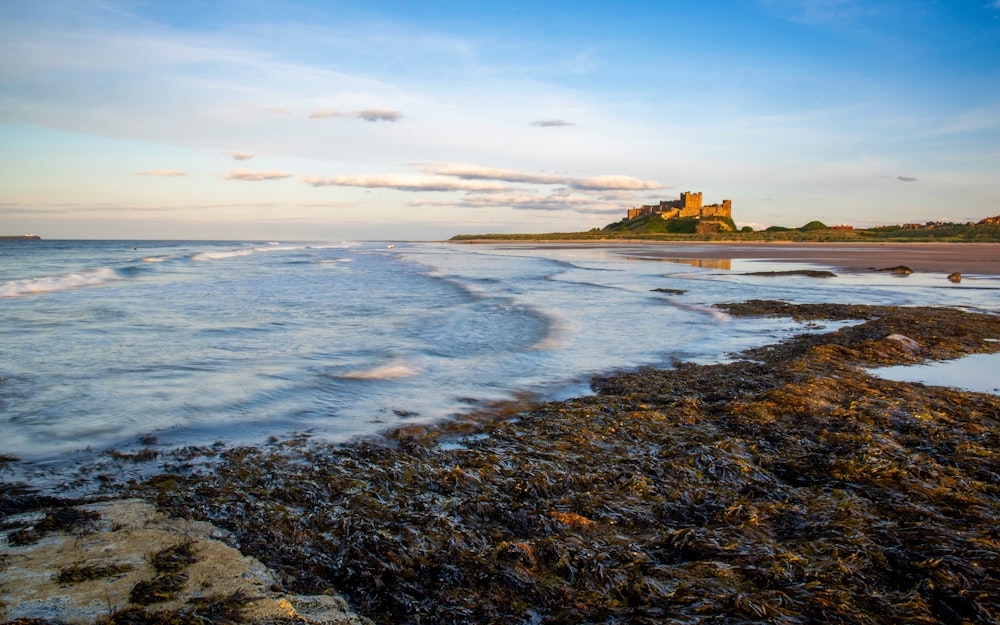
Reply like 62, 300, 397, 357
618, 242, 1000, 276
471, 241, 1000, 276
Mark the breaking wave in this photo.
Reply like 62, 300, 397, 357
0, 267, 124, 298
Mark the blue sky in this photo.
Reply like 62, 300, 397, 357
1, 0, 998, 240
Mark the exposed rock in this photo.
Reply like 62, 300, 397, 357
885, 333, 921, 354
0, 499, 370, 625
948, 272, 962, 283
875, 265, 913, 274
651, 287, 687, 294
743, 269, 836, 278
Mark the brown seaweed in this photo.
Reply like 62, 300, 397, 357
55, 561, 134, 584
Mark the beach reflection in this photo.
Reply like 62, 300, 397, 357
662, 258, 732, 270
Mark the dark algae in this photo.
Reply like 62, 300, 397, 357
113, 302, 1000, 625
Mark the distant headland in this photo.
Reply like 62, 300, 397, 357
0, 234, 41, 240
451, 191, 1000, 242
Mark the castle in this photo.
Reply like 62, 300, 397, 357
627, 192, 732, 222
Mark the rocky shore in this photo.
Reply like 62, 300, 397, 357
4, 301, 1000, 624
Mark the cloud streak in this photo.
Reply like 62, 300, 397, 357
136, 170, 185, 177
225, 151, 255, 161
223, 169, 292, 181
418, 163, 666, 192
530, 120, 575, 127
301, 175, 511, 192
309, 108, 403, 122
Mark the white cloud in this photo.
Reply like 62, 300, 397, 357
223, 169, 292, 181
135, 169, 185, 177
224, 151, 255, 161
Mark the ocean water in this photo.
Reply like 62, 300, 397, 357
2, 239, 999, 484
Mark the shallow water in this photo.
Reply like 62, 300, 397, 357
869, 350, 1000, 394
2, 240, 998, 484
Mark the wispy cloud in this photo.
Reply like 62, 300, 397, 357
574, 175, 665, 191
417, 163, 666, 192
301, 175, 510, 192
224, 151, 255, 161
408, 193, 627, 215
135, 169, 185, 177
223, 169, 292, 181
897, 175, 918, 182
530, 120, 575, 127
309, 108, 404, 122
417, 164, 574, 185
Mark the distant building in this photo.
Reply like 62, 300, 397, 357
627, 192, 732, 222
829, 225, 854, 231
979, 215, 1000, 225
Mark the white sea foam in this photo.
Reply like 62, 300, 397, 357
338, 361, 420, 380
0, 267, 123, 298
672, 302, 733, 321
190, 249, 256, 261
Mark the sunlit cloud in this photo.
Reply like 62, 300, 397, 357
529, 120, 575, 127
309, 108, 403, 122
301, 175, 510, 192
224, 151, 255, 161
223, 169, 292, 181
263, 106, 294, 116
574, 175, 665, 191
135, 169, 185, 177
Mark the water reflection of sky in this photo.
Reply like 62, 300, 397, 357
870, 351, 1000, 395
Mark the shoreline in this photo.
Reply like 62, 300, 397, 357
451, 240, 1000, 277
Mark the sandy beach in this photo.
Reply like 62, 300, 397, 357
466, 241, 1000, 276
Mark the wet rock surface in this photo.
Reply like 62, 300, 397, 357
5, 301, 1000, 624
0, 499, 370, 625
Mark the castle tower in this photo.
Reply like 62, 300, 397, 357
680, 191, 702, 210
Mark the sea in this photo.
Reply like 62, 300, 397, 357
2, 239, 999, 490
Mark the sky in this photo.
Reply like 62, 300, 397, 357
1, 0, 999, 240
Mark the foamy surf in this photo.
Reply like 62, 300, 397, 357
0, 267, 123, 298
337, 361, 421, 380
